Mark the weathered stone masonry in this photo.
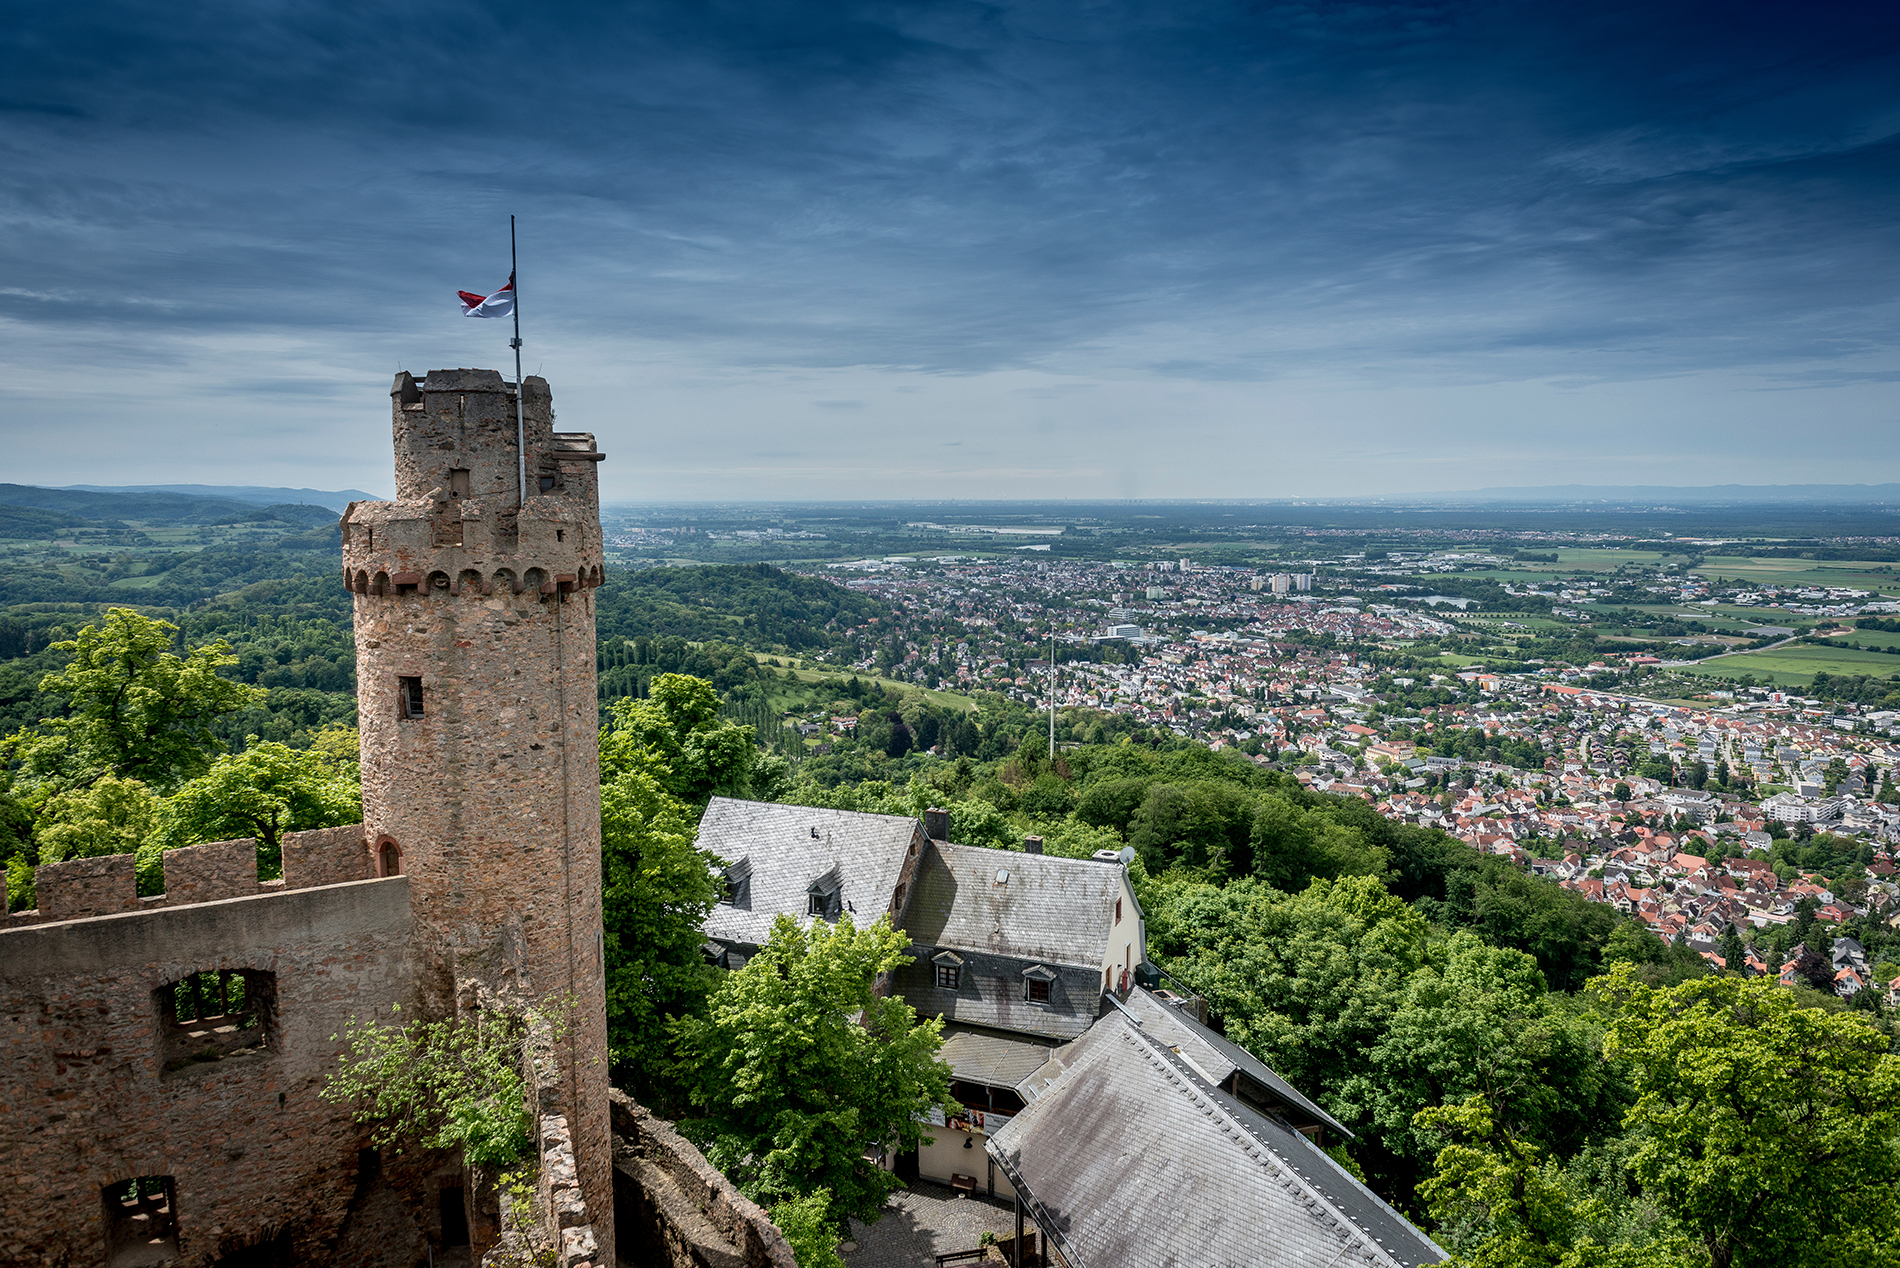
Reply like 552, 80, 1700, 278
0, 830, 440, 1267
2, 367, 616, 1266
345, 367, 614, 1264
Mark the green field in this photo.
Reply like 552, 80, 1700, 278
1692, 556, 1900, 594
1678, 643, 1900, 686
1553, 548, 1697, 570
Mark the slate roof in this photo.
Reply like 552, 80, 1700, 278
939, 1026, 1059, 1090
902, 843, 1124, 968
695, 797, 923, 949
1115, 986, 1348, 1138
890, 949, 1102, 1042
988, 1018, 1447, 1268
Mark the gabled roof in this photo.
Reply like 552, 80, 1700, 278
1113, 987, 1348, 1139
903, 842, 1126, 969
988, 1016, 1447, 1268
695, 798, 923, 949
939, 1025, 1059, 1090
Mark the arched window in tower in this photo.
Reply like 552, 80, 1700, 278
377, 837, 402, 877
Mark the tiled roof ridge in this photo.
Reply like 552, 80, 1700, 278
707, 796, 923, 828
1112, 1023, 1401, 1268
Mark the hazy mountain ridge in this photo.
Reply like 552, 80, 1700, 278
57, 484, 379, 511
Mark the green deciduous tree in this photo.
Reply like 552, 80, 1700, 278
19, 608, 260, 794
671, 913, 955, 1229
1250, 792, 1389, 890
154, 740, 361, 879
770, 1189, 848, 1268
602, 673, 786, 808
1417, 1096, 1699, 1268
1345, 933, 1621, 1197
1588, 964, 1900, 1268
600, 765, 720, 1090
320, 1003, 536, 1169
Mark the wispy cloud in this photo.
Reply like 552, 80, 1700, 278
2, 0, 1897, 496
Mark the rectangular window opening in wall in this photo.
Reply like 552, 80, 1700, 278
937, 964, 961, 990
449, 468, 471, 498
539, 475, 556, 493
103, 1175, 178, 1268
1024, 978, 1051, 1004
400, 676, 425, 719
1115, 897, 1122, 924
157, 969, 275, 1075
556, 529, 565, 542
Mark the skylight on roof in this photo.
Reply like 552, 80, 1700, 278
995, 868, 1009, 886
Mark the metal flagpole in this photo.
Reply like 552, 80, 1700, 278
511, 214, 526, 506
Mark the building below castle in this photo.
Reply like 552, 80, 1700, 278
693, 798, 1448, 1268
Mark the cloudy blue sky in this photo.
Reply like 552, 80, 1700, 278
4, 1, 1897, 500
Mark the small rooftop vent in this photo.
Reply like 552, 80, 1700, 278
994, 868, 1009, 886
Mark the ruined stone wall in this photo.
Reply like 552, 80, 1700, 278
347, 367, 614, 1263
610, 1093, 798, 1268
0, 876, 430, 1267
6, 825, 372, 930
162, 838, 263, 906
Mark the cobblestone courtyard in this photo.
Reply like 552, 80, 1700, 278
843, 1180, 1018, 1268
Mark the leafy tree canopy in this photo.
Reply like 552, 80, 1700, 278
671, 913, 955, 1231
154, 739, 361, 879
1587, 965, 1900, 1268
14, 608, 259, 796
601, 764, 720, 1092
602, 673, 787, 808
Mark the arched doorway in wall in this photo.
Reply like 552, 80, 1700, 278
375, 836, 402, 877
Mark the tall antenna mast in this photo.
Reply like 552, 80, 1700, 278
510, 214, 526, 506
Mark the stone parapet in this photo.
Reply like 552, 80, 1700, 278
34, 852, 140, 922
162, 837, 261, 906
284, 823, 374, 887
0, 875, 429, 1266
610, 1092, 797, 1268
8, 825, 374, 926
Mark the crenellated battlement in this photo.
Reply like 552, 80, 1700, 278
339, 368, 606, 603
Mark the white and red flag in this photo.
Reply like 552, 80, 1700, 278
457, 272, 515, 319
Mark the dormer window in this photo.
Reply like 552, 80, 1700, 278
722, 858, 752, 909
1022, 964, 1057, 1004
806, 866, 842, 921
933, 949, 964, 991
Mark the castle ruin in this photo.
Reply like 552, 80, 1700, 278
2, 369, 614, 1266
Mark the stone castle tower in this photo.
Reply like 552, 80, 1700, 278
341, 367, 613, 1259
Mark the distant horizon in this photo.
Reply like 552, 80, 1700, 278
30, 479, 1900, 511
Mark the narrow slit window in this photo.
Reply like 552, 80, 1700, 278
399, 676, 425, 719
